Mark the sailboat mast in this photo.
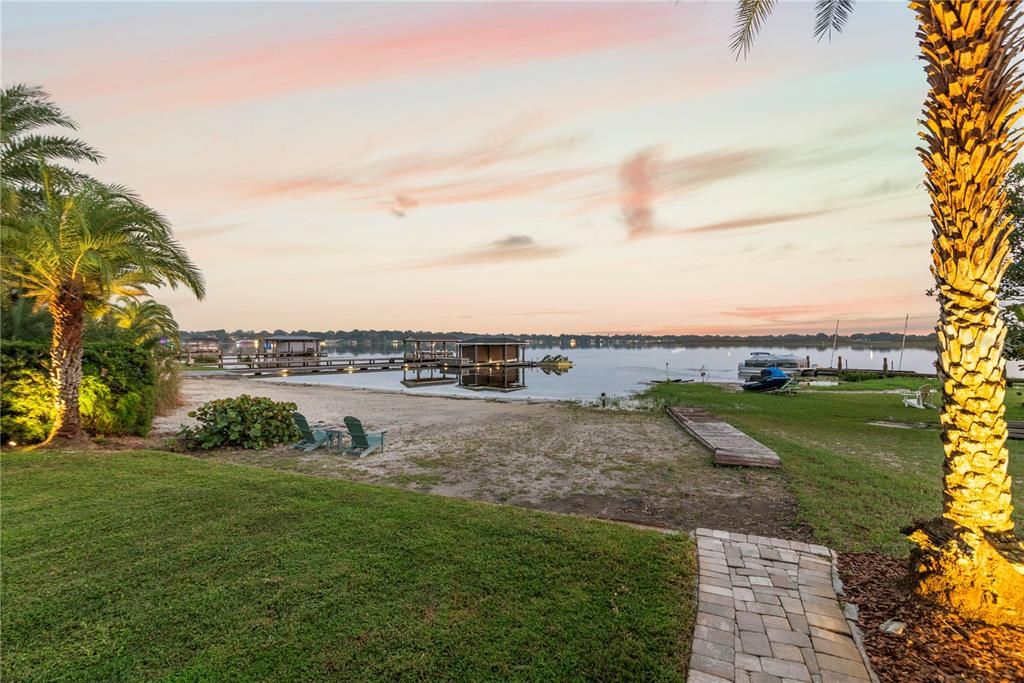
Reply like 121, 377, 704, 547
829, 320, 840, 368
898, 313, 909, 371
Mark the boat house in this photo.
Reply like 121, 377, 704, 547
459, 336, 528, 365
258, 335, 321, 359
181, 337, 221, 359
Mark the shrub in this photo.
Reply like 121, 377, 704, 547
839, 370, 884, 383
81, 343, 156, 436
177, 394, 301, 450
0, 341, 157, 445
154, 356, 182, 415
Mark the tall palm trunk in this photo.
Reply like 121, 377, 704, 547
905, 0, 1024, 626
47, 284, 87, 443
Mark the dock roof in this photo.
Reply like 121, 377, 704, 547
403, 335, 461, 343
261, 335, 320, 342
459, 336, 528, 345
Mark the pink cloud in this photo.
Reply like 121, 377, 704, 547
619, 150, 658, 239
713, 293, 935, 332
57, 5, 672, 109
668, 209, 834, 235
253, 126, 584, 193
597, 148, 775, 237
402, 235, 571, 269
381, 168, 599, 210
245, 123, 599, 212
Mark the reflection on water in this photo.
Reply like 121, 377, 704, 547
400, 365, 459, 388
261, 344, 999, 402
460, 366, 526, 392
401, 366, 532, 393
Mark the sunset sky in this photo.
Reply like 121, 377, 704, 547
2, 2, 936, 335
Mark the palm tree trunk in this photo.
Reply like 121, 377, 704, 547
904, 0, 1024, 626
46, 285, 87, 443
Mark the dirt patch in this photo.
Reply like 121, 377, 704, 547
838, 552, 1024, 682
150, 377, 805, 537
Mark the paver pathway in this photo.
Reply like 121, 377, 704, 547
689, 529, 875, 683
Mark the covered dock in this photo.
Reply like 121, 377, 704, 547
403, 336, 461, 362
459, 336, 528, 365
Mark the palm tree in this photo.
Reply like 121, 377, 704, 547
5, 173, 204, 443
105, 296, 181, 349
1, 85, 105, 319
731, 0, 1023, 625
0, 84, 103, 193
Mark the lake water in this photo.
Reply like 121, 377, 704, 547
260, 344, 1014, 402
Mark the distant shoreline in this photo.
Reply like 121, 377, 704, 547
180, 330, 939, 349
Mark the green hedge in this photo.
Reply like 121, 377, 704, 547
1, 341, 156, 445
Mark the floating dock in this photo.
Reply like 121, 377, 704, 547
667, 406, 781, 468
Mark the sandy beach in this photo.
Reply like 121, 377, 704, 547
153, 377, 806, 537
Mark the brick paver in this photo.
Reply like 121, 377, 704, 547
689, 529, 876, 683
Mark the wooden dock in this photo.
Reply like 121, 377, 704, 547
184, 354, 548, 378
667, 406, 781, 468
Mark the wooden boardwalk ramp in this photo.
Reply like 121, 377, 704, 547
667, 406, 781, 468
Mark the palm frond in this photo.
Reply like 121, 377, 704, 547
2, 134, 104, 166
0, 84, 79, 141
731, 0, 778, 59
813, 0, 855, 42
3, 172, 206, 315
0, 85, 103, 196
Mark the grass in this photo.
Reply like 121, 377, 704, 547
177, 363, 222, 372
645, 380, 1024, 555
2, 450, 695, 682
814, 376, 940, 392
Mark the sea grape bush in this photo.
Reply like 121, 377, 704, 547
177, 394, 301, 450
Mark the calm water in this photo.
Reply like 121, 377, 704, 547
260, 344, 995, 401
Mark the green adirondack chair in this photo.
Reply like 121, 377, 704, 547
293, 412, 329, 451
342, 416, 387, 457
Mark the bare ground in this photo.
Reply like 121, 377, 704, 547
150, 377, 808, 538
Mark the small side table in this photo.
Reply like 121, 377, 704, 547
323, 427, 348, 451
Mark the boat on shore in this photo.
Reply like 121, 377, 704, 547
742, 367, 792, 392
737, 351, 807, 380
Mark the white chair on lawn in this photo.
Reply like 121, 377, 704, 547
902, 385, 937, 410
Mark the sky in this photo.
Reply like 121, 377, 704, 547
2, 1, 938, 335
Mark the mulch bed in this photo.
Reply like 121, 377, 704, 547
838, 552, 1024, 682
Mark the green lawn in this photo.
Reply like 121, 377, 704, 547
646, 380, 1024, 555
2, 451, 694, 682
810, 376, 941, 392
